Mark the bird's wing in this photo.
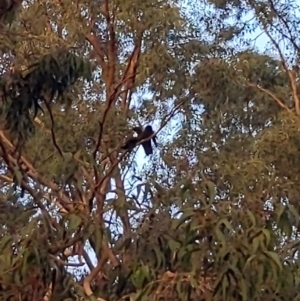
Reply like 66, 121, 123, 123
121, 137, 139, 150
141, 140, 153, 156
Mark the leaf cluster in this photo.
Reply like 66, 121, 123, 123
0, 48, 93, 148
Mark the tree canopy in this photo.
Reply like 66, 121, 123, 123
0, 0, 300, 301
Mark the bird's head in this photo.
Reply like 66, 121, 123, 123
132, 126, 143, 134
144, 125, 154, 133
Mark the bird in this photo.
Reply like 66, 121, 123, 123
121, 125, 157, 156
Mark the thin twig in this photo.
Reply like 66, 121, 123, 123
247, 82, 292, 113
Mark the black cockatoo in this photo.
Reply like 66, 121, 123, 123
121, 125, 157, 156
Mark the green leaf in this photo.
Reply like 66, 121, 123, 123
261, 229, 271, 247
0, 236, 12, 251
140, 265, 151, 281
275, 203, 285, 223
216, 218, 233, 231
12, 165, 23, 185
166, 237, 181, 252
174, 209, 195, 229
252, 237, 260, 254
68, 214, 82, 232
244, 254, 256, 270
131, 266, 147, 289
264, 251, 283, 272
222, 274, 229, 301
153, 245, 164, 269
287, 203, 300, 226
239, 278, 248, 301
13, 270, 23, 287
246, 210, 256, 229
201, 180, 216, 204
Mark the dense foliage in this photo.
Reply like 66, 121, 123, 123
0, 0, 300, 301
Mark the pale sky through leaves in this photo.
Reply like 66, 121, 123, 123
68, 1, 294, 273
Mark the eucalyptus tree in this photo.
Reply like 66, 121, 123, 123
0, 0, 300, 301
